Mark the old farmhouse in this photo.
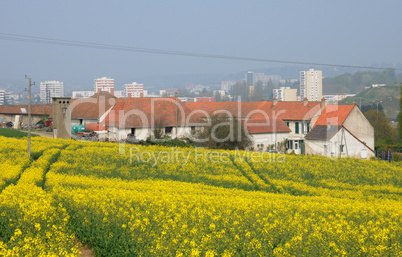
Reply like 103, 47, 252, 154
0, 92, 375, 159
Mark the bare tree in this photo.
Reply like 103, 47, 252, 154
152, 117, 165, 140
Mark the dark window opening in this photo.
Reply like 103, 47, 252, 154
131, 128, 136, 136
165, 127, 173, 134
295, 122, 299, 134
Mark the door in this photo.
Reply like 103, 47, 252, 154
301, 140, 305, 155
361, 149, 367, 159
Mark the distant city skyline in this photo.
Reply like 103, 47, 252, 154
1, 1, 402, 91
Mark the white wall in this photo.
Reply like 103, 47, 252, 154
285, 120, 310, 137
71, 118, 98, 126
108, 126, 195, 141
305, 128, 375, 159
342, 106, 374, 150
250, 132, 289, 151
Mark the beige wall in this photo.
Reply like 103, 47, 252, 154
342, 106, 374, 150
0, 114, 43, 125
284, 89, 297, 101
52, 97, 71, 139
305, 128, 375, 159
285, 120, 311, 138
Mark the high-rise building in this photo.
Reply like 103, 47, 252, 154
0, 90, 6, 105
300, 69, 322, 101
94, 77, 114, 95
124, 82, 144, 98
273, 87, 297, 102
246, 71, 254, 86
40, 81, 64, 104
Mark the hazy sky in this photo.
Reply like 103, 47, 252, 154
1, 0, 402, 90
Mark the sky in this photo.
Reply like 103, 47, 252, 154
1, 0, 402, 91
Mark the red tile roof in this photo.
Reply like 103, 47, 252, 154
104, 97, 205, 128
246, 118, 291, 134
186, 101, 273, 119
0, 105, 52, 116
267, 101, 322, 121
70, 91, 117, 119
314, 105, 355, 127
187, 101, 322, 121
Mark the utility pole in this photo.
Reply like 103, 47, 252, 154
175, 91, 178, 139
376, 101, 382, 114
25, 75, 33, 157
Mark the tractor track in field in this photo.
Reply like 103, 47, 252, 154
230, 157, 259, 190
230, 157, 274, 191
246, 160, 283, 194
42, 145, 69, 190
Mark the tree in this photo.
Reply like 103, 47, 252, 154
361, 103, 383, 113
264, 79, 275, 100
364, 109, 395, 142
230, 81, 249, 101
250, 80, 265, 101
152, 117, 165, 140
398, 85, 402, 140
214, 91, 222, 102
194, 115, 252, 150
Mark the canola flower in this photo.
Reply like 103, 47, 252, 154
46, 172, 402, 256
0, 139, 79, 256
0, 136, 401, 256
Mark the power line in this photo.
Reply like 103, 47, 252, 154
0, 32, 400, 71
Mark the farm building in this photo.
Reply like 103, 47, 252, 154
304, 105, 375, 159
103, 97, 205, 141
186, 98, 327, 153
264, 98, 325, 154
69, 91, 117, 126
0, 93, 374, 159
0, 105, 52, 125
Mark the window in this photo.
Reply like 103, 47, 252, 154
131, 128, 136, 136
79, 119, 83, 125
301, 122, 305, 134
340, 144, 345, 153
295, 122, 299, 134
306, 123, 310, 133
165, 127, 173, 134
287, 140, 292, 150
191, 126, 196, 135
286, 122, 290, 127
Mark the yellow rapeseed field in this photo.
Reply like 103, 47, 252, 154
0, 136, 401, 256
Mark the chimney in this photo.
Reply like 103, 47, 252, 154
273, 97, 278, 105
303, 98, 308, 106
321, 97, 326, 108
